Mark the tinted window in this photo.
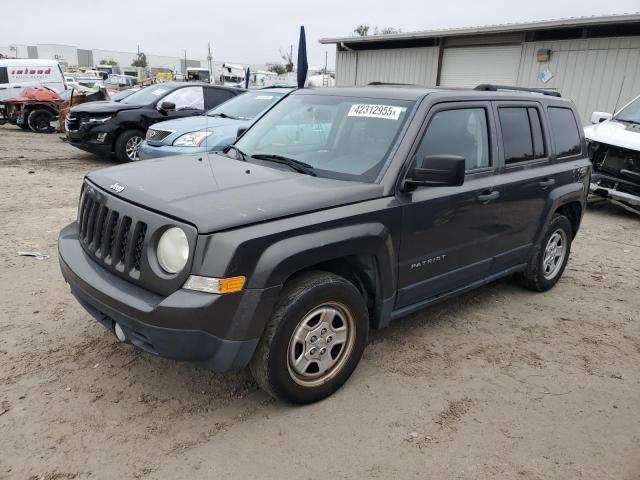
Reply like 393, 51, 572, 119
499, 107, 547, 164
161, 86, 204, 110
548, 107, 581, 157
205, 88, 236, 109
0, 67, 8, 84
528, 108, 545, 158
417, 108, 490, 171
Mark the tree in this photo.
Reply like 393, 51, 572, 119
353, 24, 401, 36
279, 49, 294, 73
268, 63, 287, 75
131, 52, 148, 68
99, 58, 118, 66
354, 24, 370, 36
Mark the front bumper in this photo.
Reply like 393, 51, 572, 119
58, 222, 272, 372
590, 172, 640, 214
66, 126, 113, 157
138, 142, 208, 160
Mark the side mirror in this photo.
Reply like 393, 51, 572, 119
590, 111, 612, 124
404, 155, 465, 190
236, 126, 248, 139
159, 101, 176, 113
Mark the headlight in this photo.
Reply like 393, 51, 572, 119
157, 227, 189, 274
173, 131, 213, 147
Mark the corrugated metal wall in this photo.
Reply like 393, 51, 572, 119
335, 35, 640, 124
517, 37, 640, 123
440, 45, 522, 88
335, 47, 439, 87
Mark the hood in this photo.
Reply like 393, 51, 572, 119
584, 119, 640, 151
70, 100, 142, 114
86, 153, 383, 233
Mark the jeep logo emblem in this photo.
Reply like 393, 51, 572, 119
109, 183, 125, 193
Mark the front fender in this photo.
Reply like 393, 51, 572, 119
248, 222, 396, 296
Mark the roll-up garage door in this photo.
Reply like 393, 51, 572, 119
440, 45, 522, 88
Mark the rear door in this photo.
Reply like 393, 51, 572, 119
396, 101, 506, 308
490, 101, 558, 271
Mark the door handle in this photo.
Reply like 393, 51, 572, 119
477, 190, 500, 203
539, 178, 556, 188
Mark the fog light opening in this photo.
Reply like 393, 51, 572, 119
114, 322, 126, 342
96, 132, 108, 143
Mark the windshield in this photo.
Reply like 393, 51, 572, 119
208, 91, 287, 120
234, 94, 414, 182
120, 85, 171, 105
111, 89, 136, 101
614, 96, 640, 124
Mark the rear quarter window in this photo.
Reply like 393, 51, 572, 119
548, 107, 581, 158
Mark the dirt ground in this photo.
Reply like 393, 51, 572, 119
0, 123, 639, 480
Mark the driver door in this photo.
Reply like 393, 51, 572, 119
396, 102, 506, 308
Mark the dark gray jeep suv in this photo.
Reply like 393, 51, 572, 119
58, 84, 591, 403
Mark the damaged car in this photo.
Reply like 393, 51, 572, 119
584, 94, 640, 215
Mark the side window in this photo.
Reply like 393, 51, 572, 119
548, 107, 581, 158
0, 67, 8, 84
417, 108, 490, 171
161, 87, 204, 110
205, 88, 235, 109
498, 107, 546, 165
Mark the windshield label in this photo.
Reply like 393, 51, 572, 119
255, 95, 274, 100
348, 104, 404, 120
151, 88, 167, 96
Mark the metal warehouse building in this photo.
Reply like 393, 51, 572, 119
320, 13, 640, 123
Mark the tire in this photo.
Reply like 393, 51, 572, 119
27, 109, 56, 133
518, 214, 572, 292
250, 271, 369, 404
114, 129, 144, 162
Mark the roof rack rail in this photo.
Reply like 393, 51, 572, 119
368, 81, 416, 86
474, 84, 561, 97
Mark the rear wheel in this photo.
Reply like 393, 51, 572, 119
518, 214, 572, 292
115, 129, 144, 162
27, 109, 56, 133
250, 271, 369, 404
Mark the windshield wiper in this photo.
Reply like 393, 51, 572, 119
225, 145, 248, 161
615, 117, 640, 125
250, 153, 316, 176
208, 112, 239, 119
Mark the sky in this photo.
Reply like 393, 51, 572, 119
2, 0, 639, 69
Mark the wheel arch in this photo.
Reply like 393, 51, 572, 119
248, 223, 397, 329
535, 183, 586, 244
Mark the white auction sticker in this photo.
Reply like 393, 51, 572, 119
151, 88, 167, 96
255, 95, 274, 100
348, 104, 404, 120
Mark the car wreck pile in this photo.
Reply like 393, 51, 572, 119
585, 97, 640, 216
0, 85, 109, 134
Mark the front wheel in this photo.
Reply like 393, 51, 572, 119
250, 271, 369, 404
518, 214, 573, 292
114, 129, 144, 162
28, 109, 56, 133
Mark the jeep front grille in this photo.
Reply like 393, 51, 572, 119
78, 194, 147, 274
75, 180, 197, 296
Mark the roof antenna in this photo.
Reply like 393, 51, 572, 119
613, 76, 626, 114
